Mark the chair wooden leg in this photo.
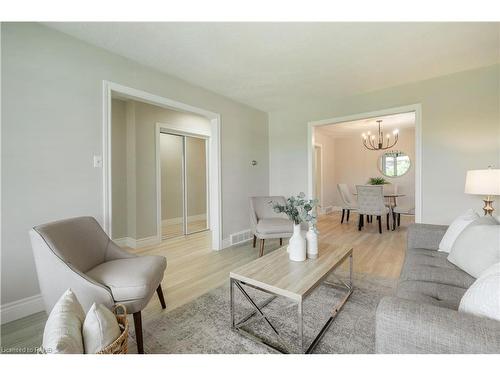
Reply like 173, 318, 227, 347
253, 235, 257, 248
398, 213, 401, 227
346, 209, 350, 222
156, 284, 166, 309
259, 239, 265, 257
358, 214, 363, 231
133, 311, 144, 354
392, 211, 397, 230
386, 213, 390, 230
378, 216, 382, 233
341, 209, 345, 223
279, 238, 283, 246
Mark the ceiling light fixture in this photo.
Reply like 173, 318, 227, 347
361, 120, 398, 150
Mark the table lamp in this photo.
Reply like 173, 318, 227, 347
464, 167, 500, 215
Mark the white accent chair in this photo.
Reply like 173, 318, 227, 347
356, 185, 390, 233
249, 196, 300, 257
337, 184, 358, 223
393, 205, 415, 230
29, 216, 167, 354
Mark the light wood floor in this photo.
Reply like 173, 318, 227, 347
0, 212, 411, 352
162, 219, 208, 239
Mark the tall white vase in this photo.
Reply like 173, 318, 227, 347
288, 223, 306, 262
306, 227, 318, 259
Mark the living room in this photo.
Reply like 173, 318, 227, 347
1, 2, 500, 373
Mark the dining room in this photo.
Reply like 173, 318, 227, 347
313, 111, 416, 233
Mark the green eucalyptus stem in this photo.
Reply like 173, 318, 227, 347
270, 192, 319, 228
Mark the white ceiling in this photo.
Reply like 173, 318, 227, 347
44, 22, 500, 112
317, 112, 415, 138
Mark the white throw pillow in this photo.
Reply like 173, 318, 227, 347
459, 262, 500, 321
438, 209, 479, 253
82, 303, 121, 354
447, 219, 500, 278
42, 289, 86, 354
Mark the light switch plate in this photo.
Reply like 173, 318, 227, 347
93, 155, 103, 168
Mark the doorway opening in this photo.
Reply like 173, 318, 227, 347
158, 130, 209, 239
103, 81, 222, 250
307, 104, 422, 223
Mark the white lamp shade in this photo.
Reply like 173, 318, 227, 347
464, 169, 500, 196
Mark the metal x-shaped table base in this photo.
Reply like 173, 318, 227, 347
230, 254, 353, 354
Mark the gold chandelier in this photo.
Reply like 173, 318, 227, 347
362, 120, 399, 150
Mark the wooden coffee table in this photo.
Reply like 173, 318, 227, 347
229, 243, 353, 354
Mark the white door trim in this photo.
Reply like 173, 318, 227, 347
313, 143, 324, 211
307, 104, 423, 223
102, 80, 223, 250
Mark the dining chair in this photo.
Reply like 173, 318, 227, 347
337, 184, 358, 224
29, 216, 167, 354
356, 185, 390, 233
393, 205, 415, 230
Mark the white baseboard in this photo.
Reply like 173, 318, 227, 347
319, 205, 345, 215
113, 237, 133, 247
162, 214, 207, 226
136, 235, 160, 248
1, 294, 45, 324
112, 235, 160, 249
320, 205, 333, 214
221, 237, 232, 249
162, 217, 183, 225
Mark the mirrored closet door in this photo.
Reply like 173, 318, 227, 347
160, 132, 209, 239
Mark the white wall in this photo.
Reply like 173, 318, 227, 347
1, 23, 269, 307
315, 128, 415, 208
270, 64, 500, 224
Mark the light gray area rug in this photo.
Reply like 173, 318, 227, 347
135, 274, 396, 354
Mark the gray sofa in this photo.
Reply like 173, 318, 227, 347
375, 223, 500, 353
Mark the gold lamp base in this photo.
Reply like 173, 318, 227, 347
483, 196, 495, 216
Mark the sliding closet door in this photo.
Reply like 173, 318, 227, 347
160, 133, 185, 239
185, 136, 208, 234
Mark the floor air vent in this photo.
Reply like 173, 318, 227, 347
230, 229, 252, 245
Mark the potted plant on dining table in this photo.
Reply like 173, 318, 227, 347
367, 176, 390, 185
270, 192, 318, 262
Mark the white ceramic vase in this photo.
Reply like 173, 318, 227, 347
306, 226, 318, 259
288, 223, 306, 262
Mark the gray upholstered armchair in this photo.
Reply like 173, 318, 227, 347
29, 216, 167, 354
249, 196, 298, 257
